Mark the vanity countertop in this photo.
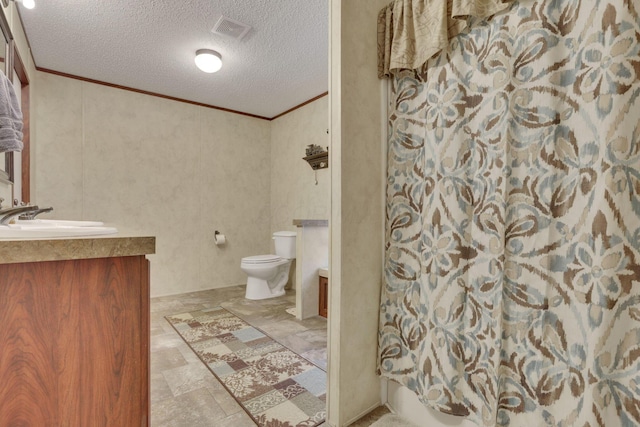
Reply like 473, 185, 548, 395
292, 219, 328, 227
0, 230, 156, 264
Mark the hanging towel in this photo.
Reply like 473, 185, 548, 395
0, 70, 22, 152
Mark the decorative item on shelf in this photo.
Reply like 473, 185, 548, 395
303, 144, 329, 170
305, 144, 324, 156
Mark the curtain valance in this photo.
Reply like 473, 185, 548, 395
377, 0, 515, 78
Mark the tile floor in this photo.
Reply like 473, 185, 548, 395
150, 285, 389, 426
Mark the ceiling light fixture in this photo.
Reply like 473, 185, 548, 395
194, 49, 222, 73
13, 0, 35, 9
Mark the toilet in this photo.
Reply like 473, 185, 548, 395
241, 231, 296, 300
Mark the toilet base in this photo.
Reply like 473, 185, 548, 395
245, 277, 286, 300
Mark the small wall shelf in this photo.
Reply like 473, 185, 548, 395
303, 151, 329, 170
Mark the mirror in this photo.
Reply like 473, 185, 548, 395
0, 7, 11, 184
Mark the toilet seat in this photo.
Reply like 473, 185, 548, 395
241, 254, 283, 264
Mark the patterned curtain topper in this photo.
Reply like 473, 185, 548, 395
378, 1, 640, 426
377, 0, 516, 78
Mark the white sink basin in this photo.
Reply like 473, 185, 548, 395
0, 220, 118, 239
17, 219, 106, 227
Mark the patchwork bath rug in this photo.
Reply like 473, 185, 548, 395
166, 306, 326, 427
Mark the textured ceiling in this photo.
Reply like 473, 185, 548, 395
17, 0, 328, 119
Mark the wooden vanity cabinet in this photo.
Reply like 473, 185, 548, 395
319, 276, 328, 318
0, 255, 150, 427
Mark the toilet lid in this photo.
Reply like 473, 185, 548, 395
242, 254, 283, 264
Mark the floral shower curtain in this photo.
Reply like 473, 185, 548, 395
378, 0, 640, 426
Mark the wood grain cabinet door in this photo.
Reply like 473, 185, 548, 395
0, 256, 150, 427
319, 276, 328, 318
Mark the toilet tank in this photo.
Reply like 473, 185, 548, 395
273, 231, 297, 259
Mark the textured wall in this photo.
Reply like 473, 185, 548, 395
270, 95, 329, 234
34, 71, 272, 297
328, 0, 388, 425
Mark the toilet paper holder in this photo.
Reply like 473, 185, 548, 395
214, 230, 227, 246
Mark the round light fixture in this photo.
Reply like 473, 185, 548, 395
194, 49, 222, 73
22, 0, 35, 9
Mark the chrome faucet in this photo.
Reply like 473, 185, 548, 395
0, 197, 53, 225
0, 204, 41, 225
19, 206, 54, 220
